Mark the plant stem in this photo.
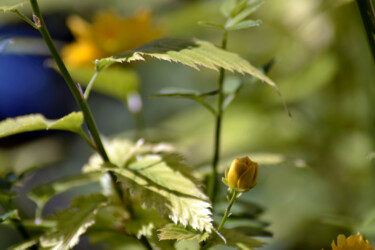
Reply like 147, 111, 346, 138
84, 71, 99, 100
28, 0, 131, 233
356, 0, 375, 62
217, 190, 237, 232
208, 30, 228, 205
29, 0, 109, 162
140, 235, 154, 250
12, 10, 38, 29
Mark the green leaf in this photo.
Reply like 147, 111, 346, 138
158, 223, 210, 242
230, 0, 253, 17
87, 231, 147, 250
124, 205, 167, 238
40, 194, 107, 250
28, 172, 102, 222
0, 0, 27, 12
0, 112, 84, 139
216, 228, 265, 249
152, 88, 217, 115
68, 66, 139, 101
197, 21, 225, 30
222, 77, 245, 110
0, 209, 19, 223
226, 2, 263, 28
96, 38, 281, 97
226, 19, 262, 31
84, 139, 213, 232
12, 239, 39, 250
0, 138, 64, 177
220, 0, 237, 18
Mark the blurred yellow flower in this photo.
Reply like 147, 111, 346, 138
330, 233, 374, 250
62, 9, 163, 67
222, 156, 258, 192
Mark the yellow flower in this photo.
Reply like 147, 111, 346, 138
62, 9, 163, 67
331, 233, 374, 250
222, 156, 258, 192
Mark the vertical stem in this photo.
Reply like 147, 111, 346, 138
29, 0, 109, 163
356, 0, 375, 62
25, 4, 154, 248
208, 31, 228, 205
217, 190, 237, 232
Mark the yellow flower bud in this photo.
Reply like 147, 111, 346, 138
222, 156, 258, 192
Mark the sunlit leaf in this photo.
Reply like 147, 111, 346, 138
0, 209, 19, 223
28, 172, 102, 222
0, 112, 84, 139
68, 66, 139, 101
158, 223, 210, 242
96, 38, 281, 97
83, 139, 213, 232
0, 0, 27, 12
40, 194, 107, 250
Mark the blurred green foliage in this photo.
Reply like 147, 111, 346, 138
1, 0, 375, 249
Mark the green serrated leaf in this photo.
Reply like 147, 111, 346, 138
0, 0, 27, 12
198, 21, 225, 30
83, 139, 213, 232
158, 223, 210, 242
68, 66, 139, 101
226, 19, 262, 31
0, 209, 19, 223
96, 38, 280, 96
0, 112, 84, 139
226, 2, 263, 28
217, 227, 265, 249
40, 194, 107, 250
29, 172, 102, 222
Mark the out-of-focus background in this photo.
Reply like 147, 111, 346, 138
1, 0, 375, 249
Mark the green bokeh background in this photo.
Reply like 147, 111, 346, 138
1, 0, 375, 249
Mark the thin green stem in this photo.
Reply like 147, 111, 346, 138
356, 0, 375, 62
140, 235, 153, 250
199, 101, 217, 117
217, 190, 237, 232
12, 10, 38, 29
84, 71, 99, 100
29, 0, 109, 162
208, 30, 228, 205
28, 0, 129, 230
77, 129, 96, 151
27, 1, 150, 248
